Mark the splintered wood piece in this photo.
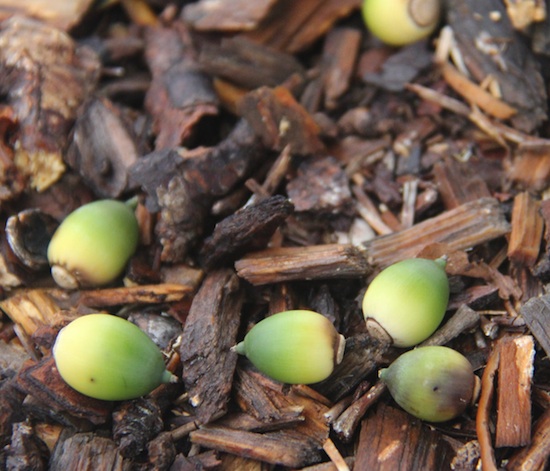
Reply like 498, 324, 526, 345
495, 335, 534, 448
180, 269, 244, 423
506, 407, 550, 471
235, 244, 371, 286
77, 283, 195, 307
433, 158, 492, 209
49, 432, 126, 471
199, 195, 294, 269
190, 426, 323, 468
507, 191, 544, 266
509, 141, 550, 191
321, 27, 362, 110
238, 86, 325, 155
355, 403, 455, 470
439, 62, 517, 119
236, 198, 510, 285
364, 197, 510, 268
519, 295, 550, 358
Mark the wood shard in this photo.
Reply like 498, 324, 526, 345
509, 141, 550, 191
355, 403, 455, 470
507, 191, 544, 266
519, 295, 550, 359
495, 335, 534, 448
180, 269, 243, 423
190, 426, 323, 468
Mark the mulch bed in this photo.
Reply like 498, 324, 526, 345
1, 0, 550, 469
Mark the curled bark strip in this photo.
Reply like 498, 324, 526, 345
476, 344, 500, 471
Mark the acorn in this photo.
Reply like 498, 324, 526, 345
361, 0, 441, 47
53, 313, 175, 401
362, 257, 449, 347
47, 199, 139, 289
379, 346, 478, 422
233, 310, 346, 385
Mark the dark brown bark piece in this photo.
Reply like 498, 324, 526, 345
509, 141, 550, 192
180, 269, 244, 423
144, 24, 219, 150
355, 403, 456, 470
200, 195, 294, 269
446, 0, 547, 133
65, 97, 141, 198
198, 36, 305, 90
0, 379, 26, 448
238, 86, 325, 155
5, 421, 49, 470
130, 119, 267, 262
0, 16, 100, 191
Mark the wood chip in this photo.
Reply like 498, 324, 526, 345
507, 191, 544, 266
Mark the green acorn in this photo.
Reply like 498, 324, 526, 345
47, 199, 139, 289
379, 346, 478, 422
53, 314, 175, 401
233, 310, 346, 385
361, 0, 440, 47
362, 257, 449, 347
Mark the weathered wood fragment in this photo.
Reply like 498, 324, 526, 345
180, 269, 243, 423
190, 426, 324, 468
238, 86, 325, 155
507, 407, 550, 471
495, 335, 534, 448
355, 403, 456, 470
519, 295, 550, 358
0, 16, 100, 190
198, 37, 305, 90
507, 191, 544, 266
199, 195, 293, 269
509, 141, 550, 191
5, 421, 48, 470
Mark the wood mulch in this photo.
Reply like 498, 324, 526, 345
0, 0, 550, 469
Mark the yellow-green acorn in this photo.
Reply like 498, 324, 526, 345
53, 314, 175, 401
361, 0, 441, 47
47, 199, 139, 289
233, 310, 346, 385
362, 257, 449, 347
379, 346, 477, 422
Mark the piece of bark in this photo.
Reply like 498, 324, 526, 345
130, 119, 266, 262
354, 403, 456, 470
238, 86, 325, 155
0, 378, 26, 448
433, 158, 492, 209
446, 0, 547, 133
242, 0, 361, 54
5, 421, 49, 470
236, 197, 510, 285
198, 36, 305, 90
180, 269, 243, 423
199, 195, 294, 269
181, 0, 278, 32
143, 23, 219, 150
146, 431, 176, 470
171, 450, 222, 470
509, 140, 550, 191
0, 105, 26, 206
0, 16, 100, 191
112, 398, 164, 459
507, 191, 544, 266
16, 356, 112, 427
190, 426, 324, 468
65, 97, 141, 198
506, 407, 550, 471
519, 295, 550, 359
235, 244, 371, 286
321, 27, 361, 110
49, 432, 128, 471
495, 335, 534, 448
